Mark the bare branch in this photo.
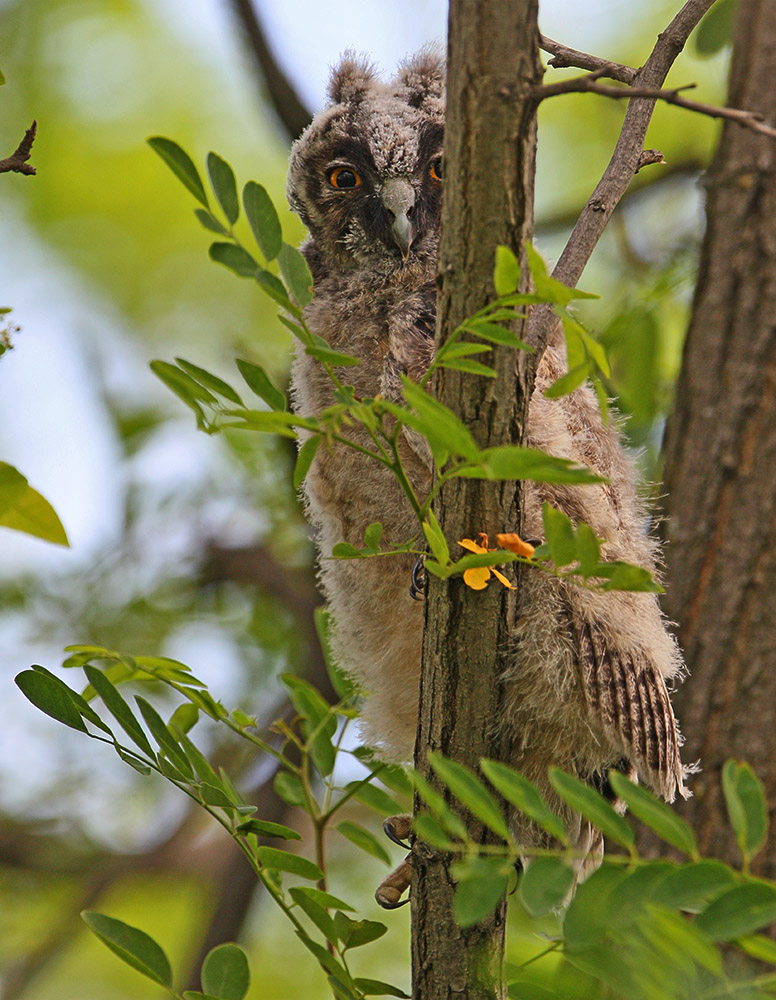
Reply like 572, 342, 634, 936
540, 33, 638, 84
535, 74, 776, 138
528, 0, 717, 354
0, 121, 37, 176
226, 0, 312, 140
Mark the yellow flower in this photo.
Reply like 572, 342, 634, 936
458, 535, 515, 591
495, 532, 536, 559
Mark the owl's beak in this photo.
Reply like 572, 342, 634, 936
381, 178, 416, 260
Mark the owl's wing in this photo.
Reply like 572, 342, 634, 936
571, 617, 686, 802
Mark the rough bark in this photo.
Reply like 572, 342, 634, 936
661, 0, 776, 874
411, 3, 542, 998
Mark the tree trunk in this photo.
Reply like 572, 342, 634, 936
411, 3, 541, 998
661, 0, 776, 875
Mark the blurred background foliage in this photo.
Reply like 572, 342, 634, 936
0, 0, 734, 996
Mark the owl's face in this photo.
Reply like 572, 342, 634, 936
287, 52, 445, 279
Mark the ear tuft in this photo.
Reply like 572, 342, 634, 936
394, 46, 445, 109
327, 50, 378, 104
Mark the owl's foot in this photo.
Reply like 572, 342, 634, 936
375, 814, 413, 908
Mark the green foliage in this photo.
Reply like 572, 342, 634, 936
0, 461, 69, 545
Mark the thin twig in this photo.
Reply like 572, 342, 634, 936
540, 33, 638, 84
0, 121, 37, 176
227, 0, 312, 139
535, 73, 776, 138
527, 0, 718, 355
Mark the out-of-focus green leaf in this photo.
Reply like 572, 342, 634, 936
293, 435, 321, 489
650, 860, 737, 912
695, 0, 737, 55
429, 755, 510, 841
608, 771, 697, 857
548, 769, 634, 850
0, 462, 69, 545
82, 911, 172, 988
519, 857, 575, 916
305, 344, 360, 367
480, 760, 568, 844
451, 856, 511, 927
696, 883, 776, 941
494, 245, 520, 296
353, 978, 410, 998
542, 504, 577, 569
147, 136, 208, 207
722, 759, 769, 863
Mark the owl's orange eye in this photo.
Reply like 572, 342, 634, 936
429, 156, 443, 183
328, 166, 361, 189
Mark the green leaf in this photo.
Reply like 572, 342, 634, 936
429, 755, 510, 841
257, 847, 323, 881
464, 320, 533, 352
333, 912, 387, 950
16, 669, 88, 733
364, 521, 383, 551
575, 522, 601, 577
170, 703, 199, 734
695, 0, 737, 56
243, 181, 282, 261
278, 243, 314, 306
83, 666, 155, 760
526, 244, 597, 305
175, 359, 242, 405
593, 561, 663, 593
305, 344, 360, 367
472, 447, 602, 485
296, 931, 352, 983
422, 510, 450, 566
332, 542, 365, 559
438, 343, 492, 361
147, 136, 208, 207
411, 771, 468, 840
543, 363, 589, 400
236, 818, 302, 840
293, 435, 321, 489
451, 856, 511, 927
722, 759, 769, 863
480, 760, 568, 844
201, 943, 249, 1000
343, 780, 402, 818
314, 607, 355, 701
293, 886, 356, 913
440, 358, 497, 378
548, 769, 635, 851
82, 911, 172, 988
281, 673, 336, 776
696, 883, 776, 941
494, 245, 520, 296
412, 813, 458, 850
337, 821, 391, 865
206, 152, 239, 226
519, 857, 574, 916
736, 933, 776, 966
175, 731, 221, 786
608, 771, 697, 857
194, 209, 227, 235
650, 860, 738, 911
199, 782, 237, 808
209, 242, 259, 278
289, 886, 337, 944
0, 462, 69, 545
542, 504, 578, 569
274, 771, 307, 807
401, 377, 480, 462
150, 360, 212, 427
562, 864, 629, 948
257, 270, 295, 310
353, 978, 410, 998
135, 697, 193, 778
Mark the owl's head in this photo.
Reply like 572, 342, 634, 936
287, 49, 445, 278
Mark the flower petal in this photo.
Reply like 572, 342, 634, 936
459, 538, 488, 555
463, 567, 491, 590
496, 532, 535, 559
491, 568, 515, 589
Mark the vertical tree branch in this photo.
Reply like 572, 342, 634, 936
660, 0, 776, 873
412, 3, 542, 998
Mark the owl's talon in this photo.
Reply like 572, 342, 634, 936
409, 557, 425, 601
383, 813, 412, 849
375, 855, 412, 909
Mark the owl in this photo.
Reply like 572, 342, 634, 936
287, 51, 690, 904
